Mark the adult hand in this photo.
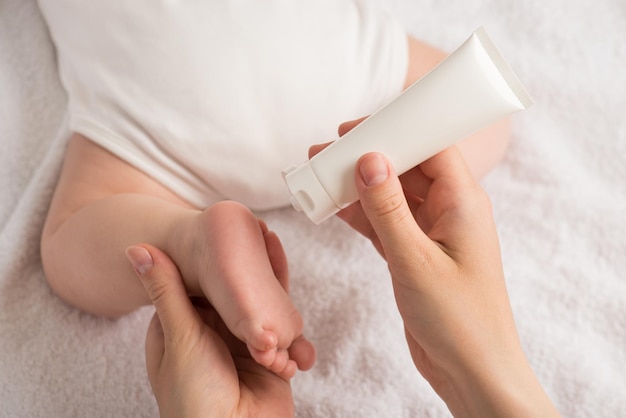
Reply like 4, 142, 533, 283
126, 241, 294, 418
310, 119, 560, 417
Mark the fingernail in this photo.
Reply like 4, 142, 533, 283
360, 153, 389, 186
125, 246, 154, 276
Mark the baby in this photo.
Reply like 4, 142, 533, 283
38, 0, 509, 377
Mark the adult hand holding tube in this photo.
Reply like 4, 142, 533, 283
310, 121, 561, 417
285, 27, 533, 225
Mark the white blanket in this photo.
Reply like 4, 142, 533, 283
1, 0, 624, 416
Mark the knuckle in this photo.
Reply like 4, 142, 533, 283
467, 186, 494, 219
449, 184, 493, 219
370, 189, 410, 225
144, 275, 170, 307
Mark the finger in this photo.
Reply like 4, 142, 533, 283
263, 229, 290, 293
144, 313, 165, 389
308, 141, 333, 159
398, 165, 432, 200
308, 116, 368, 159
257, 218, 269, 234
418, 147, 491, 231
336, 200, 371, 236
337, 116, 368, 137
422, 148, 499, 256
125, 244, 199, 343
396, 147, 475, 201
419, 146, 477, 190
287, 335, 317, 372
355, 153, 436, 266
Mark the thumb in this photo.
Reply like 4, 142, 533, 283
125, 244, 198, 342
355, 153, 433, 267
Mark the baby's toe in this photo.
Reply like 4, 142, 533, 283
247, 343, 277, 368
289, 336, 317, 371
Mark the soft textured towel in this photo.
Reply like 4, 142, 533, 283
1, 0, 624, 417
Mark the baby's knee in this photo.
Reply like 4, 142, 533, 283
39, 231, 71, 306
456, 117, 511, 179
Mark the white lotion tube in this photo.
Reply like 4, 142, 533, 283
283, 27, 533, 224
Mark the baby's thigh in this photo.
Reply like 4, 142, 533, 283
44, 133, 195, 234
404, 36, 447, 89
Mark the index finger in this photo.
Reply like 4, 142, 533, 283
418, 146, 478, 190
395, 146, 471, 200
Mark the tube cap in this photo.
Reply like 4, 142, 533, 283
282, 163, 339, 224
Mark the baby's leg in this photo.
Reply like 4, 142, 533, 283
41, 134, 199, 316
405, 37, 511, 178
41, 134, 314, 376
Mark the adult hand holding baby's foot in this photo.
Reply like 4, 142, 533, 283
126, 244, 297, 418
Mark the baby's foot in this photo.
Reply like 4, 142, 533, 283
194, 201, 316, 378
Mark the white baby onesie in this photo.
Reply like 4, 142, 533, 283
38, 0, 408, 210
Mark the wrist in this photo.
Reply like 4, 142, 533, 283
443, 349, 560, 418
